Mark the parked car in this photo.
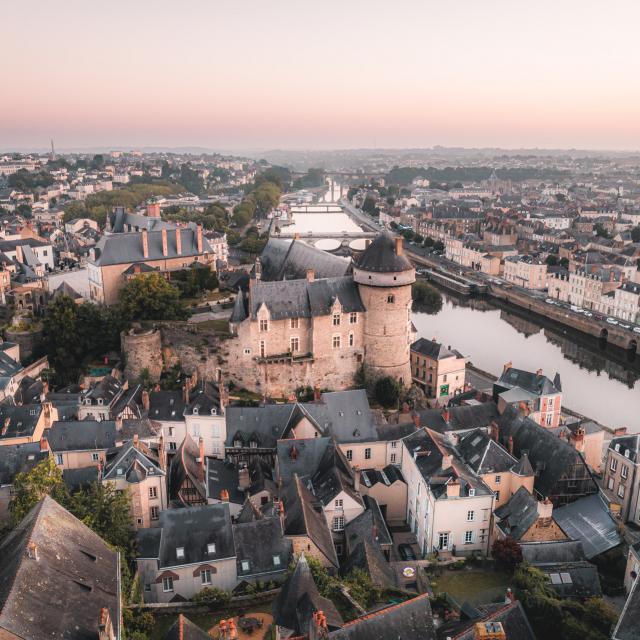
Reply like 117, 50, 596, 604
619, 322, 631, 329
607, 318, 619, 325
633, 327, 640, 334
583, 311, 593, 317
545, 298, 556, 304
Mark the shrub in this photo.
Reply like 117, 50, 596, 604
192, 587, 231, 605
491, 537, 522, 571
373, 376, 401, 408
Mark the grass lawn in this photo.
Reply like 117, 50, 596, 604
149, 602, 274, 640
430, 568, 513, 606
192, 319, 231, 336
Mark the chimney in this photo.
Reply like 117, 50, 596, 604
278, 500, 286, 530
503, 361, 512, 373
196, 224, 203, 253
238, 464, 250, 491
536, 368, 543, 377
473, 621, 506, 640
98, 608, 115, 640
353, 466, 360, 492
161, 228, 168, 256
183, 382, 190, 405
158, 434, 166, 471
133, 434, 139, 448
220, 489, 230, 502
175, 228, 182, 255
507, 435, 514, 455
413, 412, 420, 428
442, 453, 453, 470
146, 202, 160, 218
310, 610, 328, 640
198, 437, 205, 480
505, 588, 516, 603
141, 229, 149, 259
536, 497, 553, 521
313, 386, 321, 402
306, 269, 315, 282
442, 407, 450, 423
39, 435, 49, 452
27, 542, 39, 560
289, 445, 298, 460
115, 415, 123, 430
447, 479, 460, 498
141, 389, 150, 412
395, 236, 404, 256
401, 402, 410, 414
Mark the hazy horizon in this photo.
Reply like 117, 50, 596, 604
4, 0, 640, 151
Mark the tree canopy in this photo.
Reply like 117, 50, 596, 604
118, 273, 189, 322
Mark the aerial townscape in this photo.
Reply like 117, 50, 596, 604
3, 2, 640, 640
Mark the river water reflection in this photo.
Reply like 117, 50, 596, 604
412, 292, 640, 430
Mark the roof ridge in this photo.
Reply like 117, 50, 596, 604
341, 592, 432, 628
451, 601, 518, 639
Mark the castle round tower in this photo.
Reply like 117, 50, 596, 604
353, 233, 415, 387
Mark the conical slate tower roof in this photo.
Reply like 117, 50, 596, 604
356, 232, 413, 273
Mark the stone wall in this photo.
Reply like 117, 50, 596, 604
122, 327, 163, 383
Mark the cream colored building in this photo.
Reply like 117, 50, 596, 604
410, 338, 466, 401
503, 255, 547, 290
48, 420, 117, 470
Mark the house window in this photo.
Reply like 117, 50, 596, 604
349, 312, 357, 324
610, 458, 618, 472
333, 516, 345, 531
333, 313, 341, 326
201, 569, 212, 585
608, 477, 615, 490
168, 427, 174, 436
390, 453, 397, 463
495, 490, 500, 502
495, 475, 501, 484
169, 442, 177, 451
332, 335, 341, 349
387, 294, 395, 303
273, 555, 281, 566
259, 319, 268, 332
92, 452, 99, 461
207, 543, 216, 555
622, 465, 629, 479
335, 499, 343, 508
241, 560, 250, 572
364, 448, 371, 460
176, 547, 185, 560
290, 318, 299, 329
349, 332, 354, 347
438, 532, 450, 550
162, 577, 174, 592
150, 506, 159, 520
619, 484, 626, 499
244, 348, 251, 355
464, 530, 474, 544
149, 487, 158, 499
467, 510, 475, 522
289, 336, 300, 353
260, 341, 266, 358
346, 450, 352, 461
55, 453, 63, 465
468, 488, 476, 497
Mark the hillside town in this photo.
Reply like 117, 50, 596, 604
0, 148, 639, 640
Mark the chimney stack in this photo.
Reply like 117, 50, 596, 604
161, 228, 168, 256
198, 437, 205, 480
353, 466, 360, 492
238, 464, 250, 491
442, 407, 450, 423
196, 225, 203, 253
175, 228, 182, 255
395, 236, 404, 256
146, 202, 161, 218
536, 368, 543, 377
158, 433, 166, 471
141, 389, 150, 412
220, 489, 230, 502
141, 229, 149, 259
133, 434, 139, 448
313, 386, 321, 402
503, 361, 512, 373
508, 435, 514, 455
473, 621, 506, 640
27, 542, 39, 561
447, 479, 460, 498
306, 269, 315, 282
39, 435, 48, 452
412, 412, 420, 428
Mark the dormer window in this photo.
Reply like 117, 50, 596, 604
97, 398, 103, 406
211, 408, 217, 416
117, 468, 123, 476
273, 555, 281, 566
193, 407, 199, 415
615, 444, 620, 452
207, 543, 216, 555
176, 547, 185, 560
234, 439, 242, 448
469, 488, 476, 497
241, 560, 250, 571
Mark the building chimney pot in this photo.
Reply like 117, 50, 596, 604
413, 413, 420, 428
161, 228, 168, 256
175, 228, 182, 255
141, 389, 150, 412
141, 229, 149, 259
39, 435, 48, 452
196, 225, 203, 253
306, 269, 315, 282
395, 236, 404, 256
27, 542, 39, 561
238, 465, 250, 491
133, 434, 139, 447
220, 489, 230, 502
313, 386, 321, 402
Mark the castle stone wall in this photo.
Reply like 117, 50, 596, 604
122, 328, 163, 383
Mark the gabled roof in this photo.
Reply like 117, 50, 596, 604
613, 576, 640, 640
0, 403, 42, 441
47, 420, 117, 452
226, 403, 295, 449
457, 428, 517, 475
340, 540, 397, 590
168, 433, 206, 505
272, 553, 343, 635
0, 442, 48, 485
233, 516, 292, 578
0, 496, 120, 640
445, 601, 536, 640
411, 337, 462, 360
494, 487, 540, 541
103, 440, 164, 482
345, 495, 393, 549
496, 366, 561, 396
163, 614, 210, 640
148, 390, 185, 422
185, 380, 222, 416
608, 433, 640, 463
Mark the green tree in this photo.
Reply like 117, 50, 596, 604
362, 196, 378, 216
251, 181, 281, 217
66, 482, 134, 551
9, 458, 66, 524
491, 537, 523, 571
412, 280, 443, 314
545, 254, 559, 266
373, 376, 401, 408
118, 273, 189, 321
293, 168, 325, 190
16, 203, 33, 219
179, 163, 204, 195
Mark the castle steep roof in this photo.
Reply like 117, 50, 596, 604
355, 232, 413, 273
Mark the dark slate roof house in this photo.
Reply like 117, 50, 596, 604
162, 614, 211, 640
613, 575, 640, 640
0, 496, 120, 640
47, 420, 117, 453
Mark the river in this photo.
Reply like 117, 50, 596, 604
412, 292, 640, 430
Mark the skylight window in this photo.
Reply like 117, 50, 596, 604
176, 547, 185, 559
207, 543, 216, 555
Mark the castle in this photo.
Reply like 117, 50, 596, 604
226, 232, 415, 397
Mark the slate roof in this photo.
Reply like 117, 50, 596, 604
520, 540, 586, 565
552, 493, 622, 559
226, 403, 294, 449
229, 288, 247, 323
148, 390, 185, 422
63, 466, 99, 492
185, 380, 222, 416
92, 227, 212, 266
81, 374, 122, 405
233, 516, 292, 579
163, 614, 211, 640
149, 503, 235, 568
345, 496, 393, 548
0, 442, 48, 485
355, 232, 413, 274
277, 436, 334, 483
411, 338, 462, 360
613, 576, 640, 640
442, 601, 536, 640
608, 434, 640, 463
168, 433, 207, 505
329, 593, 435, 640
340, 540, 397, 590
259, 237, 350, 281
206, 458, 245, 505
496, 366, 561, 396
248, 276, 364, 320
281, 475, 339, 568
457, 428, 518, 474
0, 403, 42, 441
0, 496, 120, 640
47, 419, 117, 452
416, 402, 499, 433
360, 464, 406, 490
494, 487, 541, 540
103, 440, 164, 483
272, 553, 343, 635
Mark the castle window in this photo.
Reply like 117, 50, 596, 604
333, 313, 341, 326
260, 341, 266, 358
349, 332, 354, 347
387, 294, 395, 303
290, 318, 299, 329
259, 319, 268, 332
332, 335, 341, 349
290, 337, 299, 353
349, 312, 357, 324
332, 516, 345, 531
346, 450, 352, 461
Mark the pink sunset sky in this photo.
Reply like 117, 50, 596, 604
3, 0, 640, 151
